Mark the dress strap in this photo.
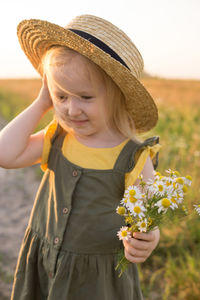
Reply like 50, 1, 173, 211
125, 137, 161, 188
113, 136, 161, 185
113, 139, 140, 172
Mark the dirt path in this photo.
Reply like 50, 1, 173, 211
0, 117, 40, 299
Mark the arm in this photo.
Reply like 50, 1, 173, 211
0, 76, 53, 169
123, 156, 160, 263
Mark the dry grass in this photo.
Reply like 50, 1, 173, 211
0, 77, 199, 107
141, 78, 200, 108
0, 78, 41, 101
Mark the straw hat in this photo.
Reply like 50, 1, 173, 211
17, 14, 158, 132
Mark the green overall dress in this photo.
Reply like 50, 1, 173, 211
11, 128, 159, 300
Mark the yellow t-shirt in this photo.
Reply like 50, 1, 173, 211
61, 133, 129, 170
41, 120, 161, 187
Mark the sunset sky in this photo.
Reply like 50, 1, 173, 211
1, 0, 200, 79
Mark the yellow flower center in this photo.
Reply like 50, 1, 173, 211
129, 189, 136, 196
158, 184, 164, 192
148, 217, 153, 225
133, 206, 141, 214
155, 172, 161, 176
171, 197, 177, 204
174, 171, 180, 176
186, 175, 192, 181
176, 177, 184, 185
121, 230, 128, 237
117, 207, 126, 215
161, 198, 171, 208
129, 196, 137, 203
166, 181, 171, 187
183, 185, 188, 193
141, 222, 146, 228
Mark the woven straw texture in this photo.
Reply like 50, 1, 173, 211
17, 14, 158, 132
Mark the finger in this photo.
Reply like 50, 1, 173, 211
124, 250, 147, 264
125, 245, 148, 258
133, 231, 155, 242
123, 239, 149, 252
42, 74, 48, 86
124, 237, 149, 251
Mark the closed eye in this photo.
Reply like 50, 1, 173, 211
81, 96, 93, 100
55, 95, 67, 101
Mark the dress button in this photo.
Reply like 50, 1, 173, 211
72, 170, 78, 177
63, 207, 68, 214
54, 237, 59, 245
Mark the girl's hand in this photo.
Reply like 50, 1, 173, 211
0, 74, 53, 169
123, 228, 160, 263
37, 74, 53, 112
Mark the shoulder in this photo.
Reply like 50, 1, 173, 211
124, 136, 160, 187
139, 155, 154, 181
133, 136, 160, 170
132, 156, 154, 187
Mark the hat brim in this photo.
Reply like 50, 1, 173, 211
17, 19, 158, 133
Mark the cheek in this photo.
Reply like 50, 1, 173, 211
88, 101, 104, 115
53, 103, 66, 120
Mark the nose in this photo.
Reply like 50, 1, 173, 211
66, 97, 82, 117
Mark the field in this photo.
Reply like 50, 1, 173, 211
0, 77, 200, 299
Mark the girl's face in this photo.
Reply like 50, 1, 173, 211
47, 57, 113, 141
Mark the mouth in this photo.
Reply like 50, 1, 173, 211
69, 119, 89, 126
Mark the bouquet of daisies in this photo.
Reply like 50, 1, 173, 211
115, 169, 192, 277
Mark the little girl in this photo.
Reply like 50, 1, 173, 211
0, 15, 160, 299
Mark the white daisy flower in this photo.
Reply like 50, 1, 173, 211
165, 177, 174, 188
182, 184, 189, 194
148, 180, 168, 197
173, 177, 187, 193
155, 198, 172, 213
184, 175, 192, 186
137, 218, 148, 232
127, 200, 146, 218
166, 169, 180, 178
124, 185, 142, 200
141, 193, 146, 201
116, 206, 126, 216
176, 177, 185, 185
120, 197, 128, 206
194, 204, 200, 216
172, 190, 184, 204
169, 196, 179, 209
117, 226, 131, 241
153, 170, 161, 177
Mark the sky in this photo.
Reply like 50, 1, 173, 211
0, 0, 200, 80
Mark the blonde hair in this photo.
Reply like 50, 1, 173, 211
41, 46, 138, 141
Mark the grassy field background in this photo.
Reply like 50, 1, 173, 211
0, 78, 200, 299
